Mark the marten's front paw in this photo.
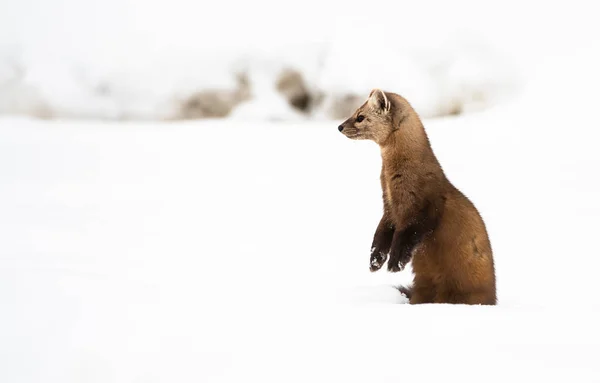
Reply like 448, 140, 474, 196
387, 260, 402, 272
387, 249, 409, 272
387, 259, 407, 272
369, 248, 387, 272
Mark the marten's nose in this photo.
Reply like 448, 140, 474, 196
338, 125, 344, 132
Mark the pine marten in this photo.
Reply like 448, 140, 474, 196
338, 89, 496, 305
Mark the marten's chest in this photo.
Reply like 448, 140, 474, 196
382, 164, 413, 210
384, 179, 394, 207
382, 166, 402, 207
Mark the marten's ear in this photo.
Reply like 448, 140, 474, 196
368, 89, 391, 113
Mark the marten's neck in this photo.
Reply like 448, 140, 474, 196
379, 115, 441, 173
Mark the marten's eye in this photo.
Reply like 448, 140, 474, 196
356, 115, 365, 123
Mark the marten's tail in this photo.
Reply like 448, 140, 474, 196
396, 285, 412, 300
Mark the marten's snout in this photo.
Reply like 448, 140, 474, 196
338, 119, 360, 140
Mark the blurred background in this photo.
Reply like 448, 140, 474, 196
1, 0, 597, 122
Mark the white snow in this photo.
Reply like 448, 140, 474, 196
0, 0, 525, 120
2, 0, 600, 381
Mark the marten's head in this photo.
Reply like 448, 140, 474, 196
338, 89, 415, 145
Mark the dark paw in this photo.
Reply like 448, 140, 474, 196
387, 252, 408, 272
387, 260, 403, 272
369, 249, 387, 272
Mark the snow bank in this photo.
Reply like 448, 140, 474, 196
0, 0, 521, 121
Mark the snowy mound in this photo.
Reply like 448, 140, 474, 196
0, 0, 519, 121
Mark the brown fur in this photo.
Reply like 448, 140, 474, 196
339, 89, 496, 305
